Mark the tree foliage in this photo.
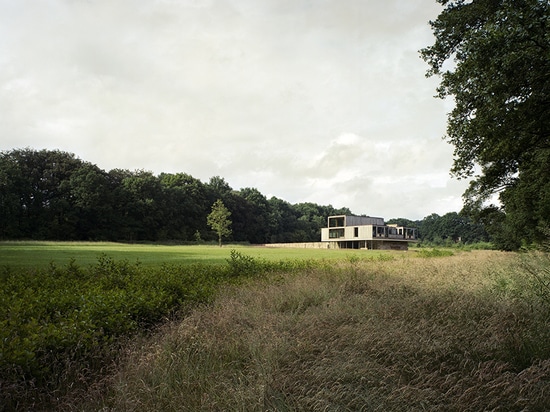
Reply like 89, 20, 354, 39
415, 211, 489, 245
388, 212, 489, 246
0, 148, 492, 245
421, 0, 550, 249
207, 199, 232, 247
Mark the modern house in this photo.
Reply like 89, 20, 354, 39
320, 215, 417, 250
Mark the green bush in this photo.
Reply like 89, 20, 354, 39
226, 249, 262, 277
415, 248, 454, 258
0, 257, 224, 393
0, 250, 315, 407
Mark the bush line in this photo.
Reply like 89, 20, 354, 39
0, 250, 318, 405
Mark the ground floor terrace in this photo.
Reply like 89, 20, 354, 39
327, 239, 411, 250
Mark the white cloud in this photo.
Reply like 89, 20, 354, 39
0, 0, 469, 220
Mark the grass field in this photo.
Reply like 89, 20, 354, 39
1, 241, 396, 410
0, 241, 393, 269
2, 243, 549, 410
90, 249, 550, 412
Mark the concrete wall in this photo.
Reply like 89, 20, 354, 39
321, 225, 375, 241
263, 242, 330, 249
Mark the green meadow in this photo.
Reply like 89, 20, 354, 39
0, 241, 384, 270
1, 241, 392, 410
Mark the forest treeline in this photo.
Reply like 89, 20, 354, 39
0, 148, 489, 245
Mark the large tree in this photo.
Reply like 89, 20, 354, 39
159, 173, 209, 240
0, 148, 85, 239
421, 0, 550, 248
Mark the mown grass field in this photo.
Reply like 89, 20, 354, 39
0, 241, 390, 269
2, 242, 549, 411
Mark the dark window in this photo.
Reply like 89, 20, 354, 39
329, 228, 345, 238
329, 217, 345, 227
354, 227, 359, 237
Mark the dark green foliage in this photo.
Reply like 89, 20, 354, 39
415, 248, 454, 258
406, 211, 489, 246
0, 148, 493, 245
159, 172, 210, 240
224, 249, 315, 277
227, 249, 260, 277
0, 256, 222, 397
0, 148, 363, 244
0, 251, 319, 408
386, 217, 418, 228
267, 196, 302, 243
235, 188, 270, 244
421, 0, 550, 249
0, 148, 87, 239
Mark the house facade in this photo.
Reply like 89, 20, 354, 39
320, 215, 417, 250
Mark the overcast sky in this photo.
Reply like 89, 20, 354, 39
0, 0, 469, 220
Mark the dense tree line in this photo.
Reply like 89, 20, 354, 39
0, 148, 492, 246
388, 212, 490, 247
0, 148, 355, 243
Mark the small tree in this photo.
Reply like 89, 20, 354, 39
207, 199, 232, 247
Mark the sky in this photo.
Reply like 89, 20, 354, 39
0, 0, 470, 220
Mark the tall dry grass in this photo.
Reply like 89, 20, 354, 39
83, 250, 549, 411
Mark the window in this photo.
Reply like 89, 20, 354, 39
329, 217, 345, 227
329, 228, 345, 238
354, 227, 359, 237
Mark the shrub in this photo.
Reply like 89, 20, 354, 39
415, 248, 454, 258
0, 257, 226, 408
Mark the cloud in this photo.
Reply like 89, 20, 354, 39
0, 0, 468, 220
